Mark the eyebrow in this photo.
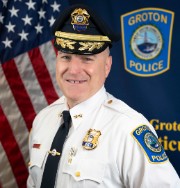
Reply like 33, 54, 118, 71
81, 54, 96, 57
58, 51, 65, 55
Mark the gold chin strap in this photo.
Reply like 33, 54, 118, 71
55, 31, 111, 42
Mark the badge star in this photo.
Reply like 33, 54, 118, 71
2, 37, 13, 48
25, 0, 36, 10
9, 6, 19, 17
2, 0, 8, 7
0, 13, 4, 23
42, 0, 48, 3
22, 15, 32, 25
5, 22, 16, 32
38, 8, 46, 19
35, 23, 43, 34
48, 16, 55, 26
51, 1, 61, 12
18, 30, 29, 41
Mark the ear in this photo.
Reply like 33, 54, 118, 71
105, 55, 112, 78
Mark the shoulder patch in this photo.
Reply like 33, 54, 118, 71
132, 125, 168, 163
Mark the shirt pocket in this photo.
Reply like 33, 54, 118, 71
62, 158, 106, 184
28, 147, 48, 187
29, 147, 47, 169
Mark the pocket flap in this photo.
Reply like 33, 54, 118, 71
63, 158, 106, 184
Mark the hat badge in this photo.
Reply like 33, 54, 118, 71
71, 8, 90, 32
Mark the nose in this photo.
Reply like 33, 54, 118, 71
68, 56, 82, 74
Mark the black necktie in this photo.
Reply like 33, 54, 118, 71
40, 110, 71, 188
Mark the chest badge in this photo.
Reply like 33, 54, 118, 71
82, 129, 101, 150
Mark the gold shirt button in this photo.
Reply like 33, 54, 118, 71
108, 100, 113, 104
75, 171, 81, 177
28, 162, 31, 167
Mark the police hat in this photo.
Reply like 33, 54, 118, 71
52, 4, 120, 55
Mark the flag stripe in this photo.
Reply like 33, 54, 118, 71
28, 47, 59, 105
0, 1, 68, 187
2, 59, 36, 131
0, 182, 2, 188
0, 143, 18, 188
51, 40, 58, 55
39, 41, 62, 97
0, 107, 28, 188
0, 64, 29, 163
14, 53, 48, 113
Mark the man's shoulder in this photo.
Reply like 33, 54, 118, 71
103, 93, 141, 119
34, 96, 65, 122
42, 96, 65, 110
103, 92, 154, 128
103, 92, 156, 136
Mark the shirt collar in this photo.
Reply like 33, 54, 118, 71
67, 86, 107, 128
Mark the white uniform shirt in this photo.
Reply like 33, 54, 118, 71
27, 87, 180, 188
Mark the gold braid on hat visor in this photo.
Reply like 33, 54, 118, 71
55, 31, 111, 42
55, 31, 111, 52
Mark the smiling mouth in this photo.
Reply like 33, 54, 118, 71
66, 79, 87, 84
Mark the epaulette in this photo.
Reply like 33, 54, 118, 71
104, 93, 136, 112
103, 93, 145, 122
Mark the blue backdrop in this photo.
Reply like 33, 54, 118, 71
69, 0, 180, 176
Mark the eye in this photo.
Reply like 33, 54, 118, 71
60, 55, 71, 61
85, 57, 92, 61
82, 56, 94, 62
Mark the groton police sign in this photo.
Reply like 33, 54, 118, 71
121, 8, 174, 77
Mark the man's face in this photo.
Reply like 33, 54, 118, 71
56, 48, 112, 108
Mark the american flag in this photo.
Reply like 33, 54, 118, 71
0, 0, 69, 187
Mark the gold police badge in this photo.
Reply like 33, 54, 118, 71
71, 8, 90, 31
82, 129, 101, 150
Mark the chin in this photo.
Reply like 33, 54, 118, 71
66, 93, 81, 101
67, 93, 88, 104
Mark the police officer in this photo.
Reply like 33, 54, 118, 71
27, 4, 180, 188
